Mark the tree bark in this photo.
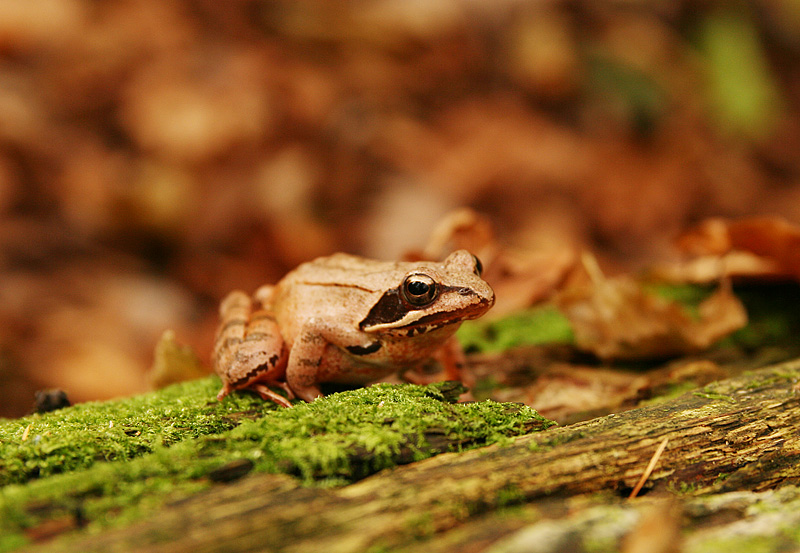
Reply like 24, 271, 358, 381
24, 358, 800, 553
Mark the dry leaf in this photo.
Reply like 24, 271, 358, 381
667, 216, 800, 282
555, 254, 747, 360
521, 364, 650, 424
653, 251, 782, 283
149, 329, 207, 389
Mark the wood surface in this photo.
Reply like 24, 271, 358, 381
23, 358, 800, 553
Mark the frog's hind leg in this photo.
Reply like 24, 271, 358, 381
213, 290, 291, 407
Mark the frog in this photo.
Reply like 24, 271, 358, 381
212, 249, 494, 407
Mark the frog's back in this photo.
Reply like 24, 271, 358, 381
271, 254, 399, 343
281, 253, 414, 292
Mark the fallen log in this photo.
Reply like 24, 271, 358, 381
23, 358, 800, 553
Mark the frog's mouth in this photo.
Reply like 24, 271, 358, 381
407, 308, 480, 328
396, 312, 470, 338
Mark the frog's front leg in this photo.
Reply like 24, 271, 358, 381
283, 318, 331, 403
401, 335, 467, 386
285, 318, 378, 403
433, 335, 466, 381
213, 289, 292, 407
435, 335, 475, 393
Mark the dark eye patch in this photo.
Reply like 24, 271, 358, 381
360, 284, 473, 331
360, 287, 405, 330
471, 254, 483, 276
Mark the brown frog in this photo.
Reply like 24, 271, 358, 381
212, 250, 494, 406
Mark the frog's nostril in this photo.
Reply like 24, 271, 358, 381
457, 287, 472, 296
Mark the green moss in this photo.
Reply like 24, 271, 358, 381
727, 284, 800, 352
0, 379, 553, 551
646, 283, 716, 312
495, 484, 525, 507
0, 377, 275, 487
457, 305, 574, 354
405, 511, 435, 538
714, 473, 730, 485
640, 381, 698, 406
668, 480, 699, 495
743, 369, 797, 390
692, 391, 736, 404
696, 8, 783, 140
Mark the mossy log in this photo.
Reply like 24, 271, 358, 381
21, 358, 800, 553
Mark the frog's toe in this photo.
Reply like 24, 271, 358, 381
216, 384, 233, 401
250, 383, 293, 408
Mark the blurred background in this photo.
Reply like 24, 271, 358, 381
1, 0, 799, 417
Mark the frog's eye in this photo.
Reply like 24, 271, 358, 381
471, 254, 483, 276
402, 273, 438, 307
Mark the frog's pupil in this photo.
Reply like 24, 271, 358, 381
408, 280, 429, 296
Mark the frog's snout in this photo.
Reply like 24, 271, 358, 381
456, 286, 494, 307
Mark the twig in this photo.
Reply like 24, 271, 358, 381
629, 436, 669, 499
